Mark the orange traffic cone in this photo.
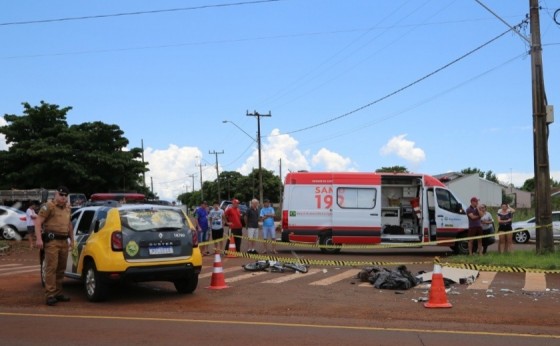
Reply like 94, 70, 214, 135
206, 251, 229, 290
424, 262, 452, 308
226, 234, 237, 258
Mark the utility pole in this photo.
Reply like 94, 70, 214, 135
187, 173, 196, 193
279, 158, 283, 207
247, 110, 271, 204
209, 150, 224, 202
141, 139, 146, 187
197, 161, 205, 201
529, 0, 553, 253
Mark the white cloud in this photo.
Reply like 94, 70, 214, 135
380, 134, 426, 165
0, 117, 9, 151
144, 145, 205, 201
239, 128, 310, 176
142, 129, 359, 201
311, 148, 354, 171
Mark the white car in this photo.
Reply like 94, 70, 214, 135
0, 206, 28, 240
512, 211, 560, 243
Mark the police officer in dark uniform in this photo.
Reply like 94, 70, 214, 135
35, 186, 75, 306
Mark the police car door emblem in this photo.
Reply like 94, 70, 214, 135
159, 233, 163, 239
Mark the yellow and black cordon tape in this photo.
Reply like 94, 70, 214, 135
198, 224, 560, 273
207, 224, 549, 250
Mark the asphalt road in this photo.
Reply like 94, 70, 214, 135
1, 241, 559, 345
1, 310, 558, 346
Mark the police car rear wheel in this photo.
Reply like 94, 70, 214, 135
84, 261, 108, 302
174, 274, 198, 294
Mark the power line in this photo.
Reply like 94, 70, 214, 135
0, 0, 283, 26
1, 18, 527, 60
474, 0, 530, 44
296, 52, 528, 147
222, 141, 255, 168
263, 1, 457, 112
257, 0, 413, 107
273, 19, 528, 137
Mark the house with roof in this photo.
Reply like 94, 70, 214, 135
433, 172, 532, 208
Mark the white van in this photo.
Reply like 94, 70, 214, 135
281, 172, 469, 254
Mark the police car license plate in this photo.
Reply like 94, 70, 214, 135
148, 246, 173, 255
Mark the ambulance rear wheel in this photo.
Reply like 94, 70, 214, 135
319, 235, 341, 254
452, 238, 469, 255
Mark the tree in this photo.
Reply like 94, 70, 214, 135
179, 169, 282, 205
0, 101, 148, 197
521, 177, 560, 192
521, 178, 535, 192
501, 190, 514, 205
460, 167, 499, 184
461, 167, 484, 177
375, 166, 409, 173
484, 170, 499, 184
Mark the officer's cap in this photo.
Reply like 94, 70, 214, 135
57, 186, 70, 194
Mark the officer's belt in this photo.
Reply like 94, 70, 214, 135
44, 232, 69, 240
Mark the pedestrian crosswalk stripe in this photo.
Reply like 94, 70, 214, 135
205, 265, 554, 291
309, 269, 361, 286
0, 264, 26, 269
0, 263, 40, 274
523, 272, 547, 292
262, 269, 321, 284
0, 268, 39, 276
467, 272, 497, 290
199, 266, 243, 279
225, 271, 269, 283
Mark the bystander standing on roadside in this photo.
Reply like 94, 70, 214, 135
35, 186, 74, 306
497, 203, 515, 253
224, 199, 243, 253
245, 199, 260, 254
208, 201, 226, 253
466, 197, 483, 256
479, 204, 494, 255
193, 201, 210, 256
260, 199, 277, 254
25, 201, 39, 249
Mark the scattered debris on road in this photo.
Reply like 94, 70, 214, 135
357, 265, 420, 290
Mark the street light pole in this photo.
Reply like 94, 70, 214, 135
222, 120, 254, 140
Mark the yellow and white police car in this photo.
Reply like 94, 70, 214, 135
41, 204, 202, 301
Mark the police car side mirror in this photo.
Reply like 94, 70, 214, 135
93, 220, 100, 233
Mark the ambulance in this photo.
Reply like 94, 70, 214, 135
281, 171, 470, 254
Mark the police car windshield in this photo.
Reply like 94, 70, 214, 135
120, 208, 185, 232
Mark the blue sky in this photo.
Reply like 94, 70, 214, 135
1, 0, 559, 202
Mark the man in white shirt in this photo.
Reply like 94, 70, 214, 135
26, 201, 38, 248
